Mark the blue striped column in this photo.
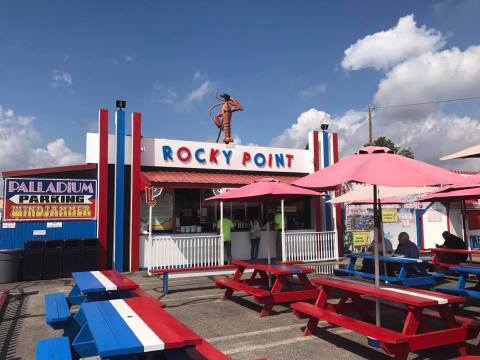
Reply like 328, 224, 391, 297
113, 109, 125, 271
322, 131, 333, 231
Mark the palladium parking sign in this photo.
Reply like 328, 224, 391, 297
3, 178, 97, 221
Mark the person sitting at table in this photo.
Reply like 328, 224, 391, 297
361, 236, 393, 273
394, 232, 419, 259
249, 217, 262, 260
436, 231, 468, 264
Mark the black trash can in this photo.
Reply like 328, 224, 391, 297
63, 239, 82, 277
81, 238, 98, 271
0, 249, 22, 284
43, 240, 64, 279
23, 241, 45, 281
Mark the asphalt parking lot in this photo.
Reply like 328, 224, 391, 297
1, 262, 479, 359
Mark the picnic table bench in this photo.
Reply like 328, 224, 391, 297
335, 253, 443, 287
36, 337, 71, 360
437, 265, 480, 299
429, 248, 480, 270
216, 260, 318, 317
291, 276, 479, 359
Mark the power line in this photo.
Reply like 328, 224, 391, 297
372, 95, 480, 110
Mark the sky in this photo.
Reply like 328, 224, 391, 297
1, 0, 480, 179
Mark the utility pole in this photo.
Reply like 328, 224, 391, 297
368, 104, 373, 145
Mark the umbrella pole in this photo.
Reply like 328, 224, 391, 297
461, 200, 472, 262
373, 185, 381, 326
377, 200, 388, 281
220, 201, 225, 265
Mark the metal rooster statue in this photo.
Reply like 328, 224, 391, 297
210, 93, 243, 144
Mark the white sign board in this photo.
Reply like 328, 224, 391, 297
47, 222, 63, 228
2, 222, 16, 229
33, 229, 46, 236
86, 133, 313, 174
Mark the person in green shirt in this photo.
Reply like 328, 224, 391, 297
274, 211, 286, 259
217, 217, 233, 263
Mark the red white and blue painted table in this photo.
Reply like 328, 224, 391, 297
291, 276, 480, 359
71, 296, 202, 358
67, 270, 139, 305
216, 260, 318, 317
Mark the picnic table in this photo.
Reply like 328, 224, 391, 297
67, 270, 139, 305
216, 260, 319, 317
71, 296, 202, 358
437, 265, 480, 299
291, 276, 480, 359
335, 253, 443, 287
429, 248, 480, 269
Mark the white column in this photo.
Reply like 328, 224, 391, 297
281, 199, 286, 262
220, 201, 224, 265
148, 205, 153, 275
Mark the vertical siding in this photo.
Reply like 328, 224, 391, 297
0, 220, 97, 249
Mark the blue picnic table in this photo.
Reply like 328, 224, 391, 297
437, 265, 480, 299
335, 253, 443, 287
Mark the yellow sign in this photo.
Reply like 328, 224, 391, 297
352, 231, 371, 247
382, 208, 398, 223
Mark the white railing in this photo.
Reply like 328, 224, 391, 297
147, 234, 223, 271
283, 231, 338, 262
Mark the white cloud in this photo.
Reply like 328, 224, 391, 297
193, 71, 204, 81
50, 70, 72, 87
374, 45, 480, 112
298, 83, 327, 98
342, 15, 445, 71
185, 80, 214, 104
124, 54, 137, 62
0, 106, 84, 189
153, 83, 178, 104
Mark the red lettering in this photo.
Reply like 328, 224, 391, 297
209, 149, 220, 164
286, 154, 294, 167
268, 153, 272, 167
177, 147, 191, 162
242, 152, 251, 166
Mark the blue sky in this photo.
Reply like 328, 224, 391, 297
1, 0, 480, 173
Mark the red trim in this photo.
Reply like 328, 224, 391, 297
98, 109, 109, 270
130, 112, 141, 272
312, 130, 322, 231
0, 291, 9, 313
2, 163, 96, 177
332, 132, 343, 256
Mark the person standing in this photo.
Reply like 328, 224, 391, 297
217, 217, 233, 263
249, 218, 262, 260
274, 210, 286, 260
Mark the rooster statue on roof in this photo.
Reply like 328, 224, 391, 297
210, 93, 243, 144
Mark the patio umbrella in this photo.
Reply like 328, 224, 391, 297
206, 178, 323, 267
328, 185, 432, 205
293, 146, 474, 326
417, 185, 480, 250
440, 144, 480, 160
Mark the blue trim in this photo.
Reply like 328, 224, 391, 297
114, 110, 125, 272
322, 131, 332, 231
415, 209, 426, 248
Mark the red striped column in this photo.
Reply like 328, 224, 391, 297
312, 130, 322, 232
130, 112, 142, 272
332, 132, 343, 257
98, 109, 109, 270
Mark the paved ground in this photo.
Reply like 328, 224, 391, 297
0, 262, 479, 359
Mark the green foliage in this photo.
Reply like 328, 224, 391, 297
366, 136, 414, 158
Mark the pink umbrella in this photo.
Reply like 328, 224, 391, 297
206, 178, 323, 276
206, 177, 322, 202
294, 146, 474, 190
293, 146, 473, 326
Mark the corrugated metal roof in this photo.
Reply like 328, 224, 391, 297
141, 171, 303, 187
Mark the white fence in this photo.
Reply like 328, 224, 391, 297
283, 231, 338, 262
147, 234, 223, 271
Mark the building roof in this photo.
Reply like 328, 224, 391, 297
141, 171, 303, 189
2, 164, 97, 177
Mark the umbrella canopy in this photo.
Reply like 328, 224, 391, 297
293, 146, 474, 190
206, 177, 323, 203
417, 185, 480, 202
329, 185, 431, 205
440, 144, 480, 160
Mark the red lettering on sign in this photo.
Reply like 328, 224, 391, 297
177, 147, 191, 162
242, 152, 251, 166
268, 154, 273, 167
286, 154, 294, 168
209, 149, 220, 164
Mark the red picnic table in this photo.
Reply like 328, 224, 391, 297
215, 260, 319, 317
429, 248, 480, 269
291, 276, 480, 359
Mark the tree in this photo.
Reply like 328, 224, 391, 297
366, 136, 414, 158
